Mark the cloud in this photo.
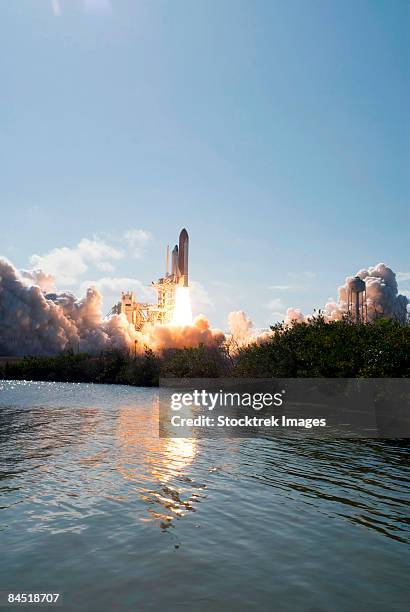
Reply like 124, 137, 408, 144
77, 238, 123, 271
271, 312, 286, 321
397, 272, 410, 282
80, 277, 155, 312
269, 285, 292, 291
265, 298, 286, 322
28, 228, 150, 288
269, 271, 315, 293
266, 298, 285, 311
266, 298, 286, 321
267, 272, 315, 321
30, 246, 88, 286
123, 229, 151, 259
30, 238, 123, 286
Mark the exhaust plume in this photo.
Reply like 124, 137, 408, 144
0, 258, 407, 357
0, 258, 224, 356
20, 269, 56, 293
135, 315, 225, 352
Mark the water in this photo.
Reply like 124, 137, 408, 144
0, 381, 409, 611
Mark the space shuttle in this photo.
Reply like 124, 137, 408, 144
168, 228, 189, 287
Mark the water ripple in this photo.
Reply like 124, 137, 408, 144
0, 381, 409, 612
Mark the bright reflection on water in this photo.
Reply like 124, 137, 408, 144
0, 381, 409, 612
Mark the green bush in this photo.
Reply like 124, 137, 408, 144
0, 318, 408, 385
161, 344, 230, 378
233, 318, 409, 378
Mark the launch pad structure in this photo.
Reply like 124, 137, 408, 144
117, 228, 189, 330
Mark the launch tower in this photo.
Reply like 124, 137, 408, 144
117, 229, 190, 329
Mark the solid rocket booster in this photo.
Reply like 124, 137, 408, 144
178, 228, 189, 287
171, 245, 179, 277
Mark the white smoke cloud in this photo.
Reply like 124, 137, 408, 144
283, 308, 307, 325
0, 259, 224, 357
1, 256, 407, 358
228, 263, 408, 348
285, 263, 409, 325
20, 269, 56, 293
227, 311, 272, 348
80, 277, 155, 307
228, 311, 253, 346
0, 258, 137, 356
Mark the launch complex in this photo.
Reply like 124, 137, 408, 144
117, 228, 191, 330
113, 226, 373, 332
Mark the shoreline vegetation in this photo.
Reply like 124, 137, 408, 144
1, 318, 408, 386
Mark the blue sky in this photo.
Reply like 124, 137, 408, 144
1, 0, 409, 328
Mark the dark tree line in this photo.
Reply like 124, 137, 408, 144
0, 318, 408, 386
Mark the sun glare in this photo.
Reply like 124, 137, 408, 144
172, 287, 193, 326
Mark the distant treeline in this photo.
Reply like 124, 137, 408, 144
1, 318, 408, 386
